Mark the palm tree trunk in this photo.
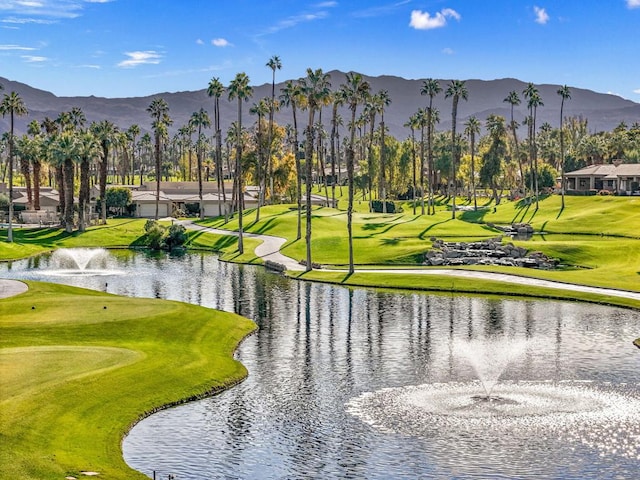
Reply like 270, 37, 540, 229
292, 106, 302, 240
236, 99, 244, 254
305, 108, 315, 272
33, 160, 41, 211
63, 158, 74, 233
451, 98, 458, 220
347, 107, 357, 274
55, 165, 65, 227
79, 159, 89, 231
100, 147, 108, 224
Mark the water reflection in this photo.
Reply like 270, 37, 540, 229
1, 251, 639, 479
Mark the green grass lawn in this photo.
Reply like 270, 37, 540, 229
0, 281, 255, 479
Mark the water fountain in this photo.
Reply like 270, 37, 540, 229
46, 248, 122, 276
347, 337, 640, 464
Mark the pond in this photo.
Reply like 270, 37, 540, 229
2, 249, 639, 479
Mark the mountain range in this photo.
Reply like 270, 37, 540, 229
2, 71, 639, 141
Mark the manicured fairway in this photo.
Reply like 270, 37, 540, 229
0, 282, 256, 479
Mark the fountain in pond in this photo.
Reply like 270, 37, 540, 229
46, 248, 122, 276
347, 337, 640, 461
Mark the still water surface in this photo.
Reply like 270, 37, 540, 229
2, 250, 639, 479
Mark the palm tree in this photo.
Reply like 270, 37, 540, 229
464, 116, 481, 211
330, 89, 346, 207
445, 80, 468, 219
299, 68, 331, 271
420, 79, 442, 215
523, 83, 543, 208
27, 119, 43, 210
405, 113, 420, 215
228, 72, 253, 254
339, 72, 370, 274
0, 91, 28, 242
414, 108, 428, 214
280, 79, 304, 239
503, 90, 524, 192
49, 131, 79, 233
190, 108, 211, 219
76, 130, 100, 231
377, 90, 392, 213
557, 85, 571, 208
15, 134, 41, 211
146, 98, 172, 220
266, 55, 282, 205
90, 120, 118, 224
126, 125, 140, 184
207, 77, 226, 218
250, 99, 269, 221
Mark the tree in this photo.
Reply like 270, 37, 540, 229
377, 90, 392, 213
49, 132, 79, 233
91, 120, 118, 224
557, 85, 571, 208
228, 72, 253, 254
464, 116, 481, 211
207, 77, 226, 218
503, 90, 525, 192
280, 79, 304, 239
105, 186, 132, 216
330, 89, 346, 206
480, 115, 508, 204
299, 68, 331, 271
523, 83, 544, 208
126, 125, 140, 185
0, 91, 28, 242
420, 79, 442, 215
76, 130, 100, 231
445, 80, 468, 219
146, 98, 172, 220
405, 113, 420, 214
266, 55, 282, 205
250, 99, 269, 221
190, 108, 211, 219
340, 72, 370, 274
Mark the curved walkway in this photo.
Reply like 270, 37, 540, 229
181, 221, 640, 302
0, 279, 28, 299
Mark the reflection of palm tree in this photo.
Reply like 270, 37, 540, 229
557, 85, 571, 208
190, 108, 211, 219
340, 72, 370, 274
228, 73, 253, 254
280, 79, 304, 239
445, 80, 468, 219
299, 68, 331, 271
0, 91, 28, 242
421, 79, 442, 215
207, 77, 226, 218
464, 116, 480, 211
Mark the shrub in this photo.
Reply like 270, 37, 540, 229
164, 224, 187, 250
370, 200, 397, 213
144, 220, 187, 251
105, 187, 132, 216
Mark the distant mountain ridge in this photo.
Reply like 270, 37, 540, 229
2, 72, 639, 140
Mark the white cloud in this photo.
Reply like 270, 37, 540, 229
0, 0, 112, 22
22, 55, 48, 62
195, 38, 204, 45
314, 1, 337, 7
534, 6, 549, 24
117, 51, 163, 68
0, 44, 36, 50
633, 88, 640, 94
442, 47, 455, 55
212, 38, 232, 47
627, 0, 640, 9
409, 8, 461, 30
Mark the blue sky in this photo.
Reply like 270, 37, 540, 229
1, 0, 639, 100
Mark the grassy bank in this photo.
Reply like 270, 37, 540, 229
0, 282, 256, 479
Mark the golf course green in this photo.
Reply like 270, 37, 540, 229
1, 194, 639, 479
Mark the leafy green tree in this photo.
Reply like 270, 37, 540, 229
480, 115, 507, 204
105, 186, 132, 216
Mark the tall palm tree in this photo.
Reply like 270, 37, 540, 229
523, 83, 543, 208
503, 90, 524, 192
190, 108, 211, 219
76, 130, 100, 231
49, 131, 79, 233
299, 68, 331, 271
207, 77, 226, 218
405, 113, 420, 215
228, 72, 253, 254
146, 98, 172, 220
363, 94, 380, 206
266, 55, 282, 205
15, 134, 41, 211
339, 72, 370, 274
90, 120, 118, 224
250, 99, 269, 221
557, 85, 571, 208
27, 119, 43, 210
420, 79, 442, 215
0, 91, 28, 242
415, 108, 428, 214
464, 116, 481, 211
330, 89, 346, 206
377, 90, 392, 213
126, 125, 140, 185
280, 79, 304, 239
445, 80, 468, 219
